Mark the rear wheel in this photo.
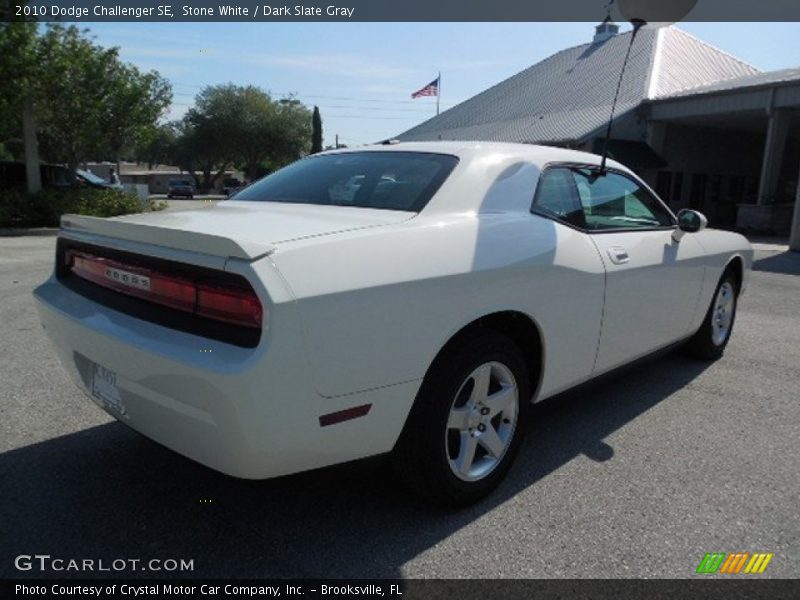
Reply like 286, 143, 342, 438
392, 331, 530, 506
684, 269, 739, 360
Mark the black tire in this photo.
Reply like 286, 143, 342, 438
392, 330, 530, 507
684, 269, 739, 360
167, 194, 173, 199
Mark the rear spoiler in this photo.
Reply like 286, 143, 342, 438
60, 214, 276, 261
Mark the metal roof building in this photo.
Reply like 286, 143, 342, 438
396, 23, 800, 247
396, 25, 758, 146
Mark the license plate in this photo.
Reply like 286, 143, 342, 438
91, 364, 127, 417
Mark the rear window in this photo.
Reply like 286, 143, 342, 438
231, 151, 459, 212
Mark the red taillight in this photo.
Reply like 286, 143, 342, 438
66, 250, 262, 330
148, 275, 197, 313
197, 283, 262, 329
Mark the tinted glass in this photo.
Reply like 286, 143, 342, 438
532, 168, 586, 228
232, 151, 459, 212
571, 169, 674, 230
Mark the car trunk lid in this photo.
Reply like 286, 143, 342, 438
60, 200, 414, 261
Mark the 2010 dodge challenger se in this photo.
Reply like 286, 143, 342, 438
34, 142, 752, 505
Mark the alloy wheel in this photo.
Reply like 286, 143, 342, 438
445, 361, 519, 482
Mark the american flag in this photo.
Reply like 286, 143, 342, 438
411, 77, 439, 99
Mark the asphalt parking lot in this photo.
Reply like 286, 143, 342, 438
0, 235, 798, 579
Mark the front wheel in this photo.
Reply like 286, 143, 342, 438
684, 269, 739, 360
392, 331, 530, 506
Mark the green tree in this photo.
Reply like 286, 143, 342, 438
1, 21, 171, 193
265, 97, 313, 170
170, 112, 230, 192
200, 84, 274, 183
34, 25, 172, 176
311, 105, 323, 154
35, 25, 121, 173
99, 62, 172, 172
135, 123, 177, 170
0, 20, 37, 160
170, 85, 312, 187
0, 19, 41, 190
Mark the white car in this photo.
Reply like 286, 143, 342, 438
34, 142, 752, 505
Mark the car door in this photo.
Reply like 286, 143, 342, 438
569, 167, 707, 374
529, 167, 606, 397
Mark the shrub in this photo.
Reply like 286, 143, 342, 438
149, 199, 168, 212
0, 186, 151, 228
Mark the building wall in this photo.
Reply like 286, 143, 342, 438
119, 172, 241, 195
641, 123, 768, 227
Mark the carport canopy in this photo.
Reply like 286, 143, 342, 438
646, 68, 800, 250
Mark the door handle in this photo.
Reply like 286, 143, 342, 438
607, 246, 629, 265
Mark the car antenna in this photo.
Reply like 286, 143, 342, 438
598, 17, 647, 174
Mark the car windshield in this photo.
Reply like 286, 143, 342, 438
170, 180, 192, 186
231, 151, 459, 212
76, 169, 107, 185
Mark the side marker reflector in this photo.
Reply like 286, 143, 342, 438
319, 404, 372, 427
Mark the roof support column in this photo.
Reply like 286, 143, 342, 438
646, 121, 667, 154
757, 108, 789, 205
790, 158, 800, 252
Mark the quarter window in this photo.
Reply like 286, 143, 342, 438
531, 168, 586, 228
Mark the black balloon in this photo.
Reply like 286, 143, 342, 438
616, 0, 699, 25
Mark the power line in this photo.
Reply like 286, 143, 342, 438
169, 81, 457, 107
293, 94, 455, 107
313, 104, 437, 114
318, 115, 416, 121
168, 103, 430, 119
171, 93, 437, 113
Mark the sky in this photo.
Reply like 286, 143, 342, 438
82, 22, 800, 148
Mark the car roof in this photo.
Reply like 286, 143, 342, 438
317, 141, 640, 216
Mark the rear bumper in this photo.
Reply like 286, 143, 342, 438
33, 275, 418, 479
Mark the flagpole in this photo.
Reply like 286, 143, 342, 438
436, 71, 441, 116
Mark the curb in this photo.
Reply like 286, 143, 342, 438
0, 228, 59, 237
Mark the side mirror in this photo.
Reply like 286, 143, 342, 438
673, 209, 707, 242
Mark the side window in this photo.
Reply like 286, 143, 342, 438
531, 168, 586, 228
571, 169, 674, 231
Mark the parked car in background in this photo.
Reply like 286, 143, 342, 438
0, 160, 71, 189
34, 142, 752, 506
168, 179, 195, 199
0, 161, 121, 191
76, 169, 123, 190
223, 177, 243, 197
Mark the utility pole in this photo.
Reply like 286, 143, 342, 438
22, 96, 41, 194
436, 72, 441, 116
